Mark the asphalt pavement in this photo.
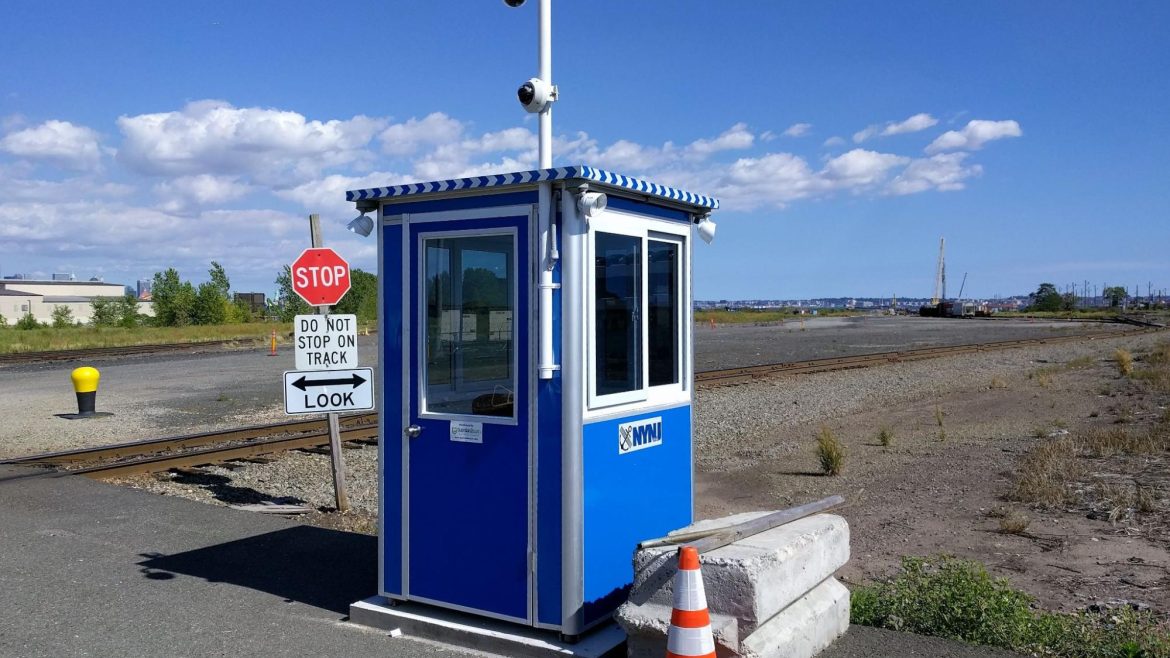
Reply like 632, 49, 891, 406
0, 463, 1015, 657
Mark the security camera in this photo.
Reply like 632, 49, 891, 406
503, 0, 526, 6
517, 77, 555, 113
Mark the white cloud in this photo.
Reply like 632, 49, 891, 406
781, 123, 812, 138
276, 170, 406, 217
154, 174, 251, 213
822, 149, 910, 188
887, 152, 982, 195
852, 125, 880, 144
854, 113, 939, 143
116, 100, 385, 183
686, 122, 754, 158
0, 120, 103, 171
882, 113, 938, 136
823, 136, 846, 148
379, 112, 464, 156
926, 119, 1022, 154
0, 198, 308, 288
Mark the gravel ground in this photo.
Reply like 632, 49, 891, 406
694, 315, 1127, 371
115, 330, 1165, 542
694, 332, 1152, 471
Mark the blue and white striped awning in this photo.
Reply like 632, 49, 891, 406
346, 165, 719, 210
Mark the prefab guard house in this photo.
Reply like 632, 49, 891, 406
347, 165, 719, 636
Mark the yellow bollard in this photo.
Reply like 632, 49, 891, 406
70, 366, 100, 417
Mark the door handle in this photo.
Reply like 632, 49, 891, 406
404, 424, 423, 439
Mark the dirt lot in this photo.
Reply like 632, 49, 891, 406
696, 331, 1170, 615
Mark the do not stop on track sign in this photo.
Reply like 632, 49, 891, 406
291, 248, 351, 306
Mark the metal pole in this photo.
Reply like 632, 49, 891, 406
538, 0, 552, 169
536, 0, 557, 379
309, 213, 351, 512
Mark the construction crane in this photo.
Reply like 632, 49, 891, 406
930, 237, 946, 305
956, 272, 967, 301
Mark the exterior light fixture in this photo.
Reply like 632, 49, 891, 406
347, 213, 374, 238
696, 217, 717, 244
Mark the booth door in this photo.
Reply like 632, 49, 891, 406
405, 215, 531, 622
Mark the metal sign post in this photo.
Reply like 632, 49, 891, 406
309, 213, 349, 512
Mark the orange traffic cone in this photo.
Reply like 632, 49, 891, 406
665, 546, 716, 658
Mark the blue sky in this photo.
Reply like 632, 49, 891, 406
1, 1, 1166, 301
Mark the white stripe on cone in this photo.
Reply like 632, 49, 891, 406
667, 626, 717, 655
673, 568, 707, 611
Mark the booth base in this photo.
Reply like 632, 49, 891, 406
349, 597, 626, 658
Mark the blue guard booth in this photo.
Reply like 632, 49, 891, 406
347, 165, 719, 638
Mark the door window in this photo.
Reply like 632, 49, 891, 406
422, 233, 515, 418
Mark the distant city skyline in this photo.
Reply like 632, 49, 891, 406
1, 3, 1167, 299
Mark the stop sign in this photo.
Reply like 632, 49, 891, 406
291, 248, 351, 306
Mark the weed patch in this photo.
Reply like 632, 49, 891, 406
998, 511, 1030, 534
815, 426, 845, 476
1008, 437, 1087, 507
1115, 348, 1135, 377
877, 427, 893, 447
851, 556, 1170, 657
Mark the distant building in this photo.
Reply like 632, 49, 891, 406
233, 292, 267, 315
0, 278, 154, 325
137, 279, 152, 301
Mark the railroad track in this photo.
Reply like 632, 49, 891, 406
1, 413, 377, 479
0, 338, 264, 366
694, 328, 1162, 387
3, 327, 1160, 478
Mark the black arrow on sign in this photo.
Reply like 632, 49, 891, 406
292, 373, 367, 391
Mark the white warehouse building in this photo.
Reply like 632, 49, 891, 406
0, 278, 154, 326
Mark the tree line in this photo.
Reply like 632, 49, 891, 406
1, 261, 378, 330
1027, 282, 1130, 312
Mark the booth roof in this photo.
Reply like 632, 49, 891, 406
346, 165, 719, 211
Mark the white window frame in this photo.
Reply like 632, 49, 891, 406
586, 208, 689, 413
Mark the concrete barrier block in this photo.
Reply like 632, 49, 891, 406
616, 602, 738, 658
628, 513, 849, 638
738, 577, 850, 658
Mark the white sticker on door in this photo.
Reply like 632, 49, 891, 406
451, 421, 483, 443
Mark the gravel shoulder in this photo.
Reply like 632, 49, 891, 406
8, 321, 1169, 629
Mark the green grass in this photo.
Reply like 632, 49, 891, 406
0, 323, 286, 354
852, 556, 1170, 657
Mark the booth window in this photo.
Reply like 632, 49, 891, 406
590, 222, 687, 409
423, 233, 515, 418
648, 239, 679, 386
594, 232, 642, 396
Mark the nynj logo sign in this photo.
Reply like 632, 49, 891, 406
617, 416, 663, 455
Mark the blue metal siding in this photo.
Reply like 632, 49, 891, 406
381, 223, 404, 596
580, 404, 693, 626
383, 190, 538, 216
536, 210, 563, 626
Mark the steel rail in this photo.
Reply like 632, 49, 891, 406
693, 328, 1163, 387
75, 424, 379, 479
0, 338, 263, 366
1, 413, 377, 466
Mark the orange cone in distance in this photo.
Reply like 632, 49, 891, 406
665, 546, 716, 658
